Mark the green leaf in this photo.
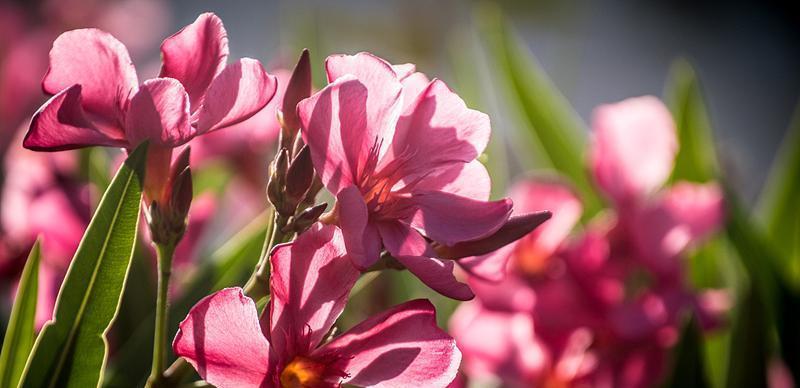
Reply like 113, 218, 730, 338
757, 103, 800, 288
664, 59, 718, 183
0, 241, 41, 388
725, 285, 770, 388
475, 3, 602, 216
19, 144, 146, 388
662, 315, 710, 388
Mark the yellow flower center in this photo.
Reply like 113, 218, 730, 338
280, 356, 326, 388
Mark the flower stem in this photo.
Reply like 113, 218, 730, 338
243, 211, 290, 300
146, 242, 176, 388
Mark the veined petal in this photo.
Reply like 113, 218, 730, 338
125, 77, 193, 147
379, 221, 474, 300
24, 85, 128, 151
410, 190, 512, 246
195, 58, 277, 133
318, 299, 461, 388
268, 224, 360, 360
336, 186, 382, 269
590, 96, 678, 203
43, 28, 138, 125
159, 12, 229, 109
173, 287, 272, 388
412, 160, 491, 201
382, 79, 490, 179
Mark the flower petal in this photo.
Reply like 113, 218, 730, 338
590, 96, 678, 203
125, 77, 193, 147
195, 58, 277, 133
382, 79, 490, 180
318, 299, 461, 388
336, 186, 382, 269
410, 190, 512, 246
322, 53, 403, 172
43, 28, 137, 125
159, 12, 229, 109
379, 221, 474, 300
268, 224, 360, 360
24, 85, 128, 151
413, 160, 491, 201
173, 287, 272, 388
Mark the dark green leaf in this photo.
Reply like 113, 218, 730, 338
0, 241, 41, 388
662, 315, 710, 388
476, 3, 602, 216
664, 59, 718, 183
19, 144, 146, 388
725, 285, 770, 388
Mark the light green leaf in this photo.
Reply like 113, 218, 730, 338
665, 59, 718, 183
475, 3, 602, 216
19, 144, 146, 388
757, 103, 800, 288
0, 241, 41, 388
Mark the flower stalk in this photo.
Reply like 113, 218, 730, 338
146, 242, 176, 388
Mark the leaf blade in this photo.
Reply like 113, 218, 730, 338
0, 241, 41, 388
19, 144, 146, 388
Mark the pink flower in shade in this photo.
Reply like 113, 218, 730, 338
1, 132, 89, 327
173, 224, 461, 388
298, 52, 513, 300
23, 12, 277, 203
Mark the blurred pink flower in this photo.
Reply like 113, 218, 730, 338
23, 12, 277, 202
1, 132, 89, 327
173, 224, 460, 387
298, 52, 512, 300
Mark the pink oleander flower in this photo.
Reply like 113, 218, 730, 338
173, 224, 460, 387
298, 52, 513, 300
1, 131, 89, 327
23, 12, 277, 205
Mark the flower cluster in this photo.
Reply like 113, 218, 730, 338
450, 97, 727, 387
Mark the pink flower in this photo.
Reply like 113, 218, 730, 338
173, 224, 460, 387
23, 13, 277, 203
298, 52, 512, 300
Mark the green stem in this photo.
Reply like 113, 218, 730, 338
146, 242, 175, 388
243, 212, 290, 300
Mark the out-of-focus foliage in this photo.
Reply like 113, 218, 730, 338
0, 241, 40, 388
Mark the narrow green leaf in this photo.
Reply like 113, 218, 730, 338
725, 285, 770, 388
663, 315, 710, 388
19, 144, 146, 388
757, 103, 800, 287
664, 59, 718, 183
475, 3, 602, 216
0, 241, 41, 388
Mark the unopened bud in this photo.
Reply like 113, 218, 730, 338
148, 147, 194, 246
289, 203, 328, 233
280, 48, 312, 149
300, 175, 324, 209
267, 148, 290, 209
433, 211, 552, 260
285, 145, 314, 203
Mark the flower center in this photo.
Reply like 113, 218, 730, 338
515, 238, 551, 276
280, 356, 327, 388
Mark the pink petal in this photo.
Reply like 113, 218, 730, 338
378, 221, 474, 300
661, 182, 724, 241
413, 160, 491, 201
457, 243, 515, 282
125, 78, 193, 147
381, 79, 490, 180
268, 224, 360, 359
336, 186, 382, 269
392, 63, 416, 79
410, 190, 512, 246
507, 180, 582, 273
590, 96, 678, 203
159, 12, 228, 109
194, 58, 277, 133
318, 299, 461, 387
43, 28, 137, 125
24, 85, 129, 151
173, 287, 272, 388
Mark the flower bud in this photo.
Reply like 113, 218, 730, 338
285, 145, 314, 204
289, 203, 328, 234
148, 147, 194, 247
433, 211, 552, 260
267, 148, 290, 210
280, 49, 312, 150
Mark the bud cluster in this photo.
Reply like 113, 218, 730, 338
147, 147, 193, 247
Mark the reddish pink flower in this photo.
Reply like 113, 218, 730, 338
23, 13, 277, 203
173, 224, 460, 387
298, 52, 512, 300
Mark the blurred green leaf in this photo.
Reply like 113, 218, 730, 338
725, 285, 770, 388
0, 241, 41, 388
775, 278, 800, 383
475, 3, 602, 216
19, 144, 145, 388
665, 59, 718, 183
663, 315, 710, 388
757, 103, 800, 288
